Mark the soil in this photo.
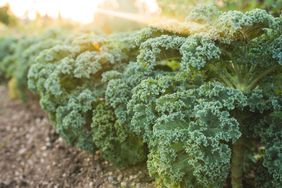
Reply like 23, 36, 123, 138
0, 86, 155, 188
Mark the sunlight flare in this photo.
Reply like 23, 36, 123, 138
95, 8, 205, 34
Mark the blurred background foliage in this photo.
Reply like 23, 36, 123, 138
88, 0, 282, 33
94, 0, 145, 33
158, 0, 282, 19
0, 0, 281, 36
0, 4, 17, 26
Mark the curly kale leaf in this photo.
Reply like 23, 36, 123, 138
210, 9, 276, 43
137, 35, 186, 70
147, 82, 244, 187
180, 36, 221, 70
91, 102, 146, 167
255, 112, 282, 187
54, 89, 97, 151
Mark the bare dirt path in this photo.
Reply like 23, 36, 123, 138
0, 86, 154, 188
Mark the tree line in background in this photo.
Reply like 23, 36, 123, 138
0, 0, 281, 32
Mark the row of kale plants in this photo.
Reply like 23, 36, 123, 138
0, 6, 281, 188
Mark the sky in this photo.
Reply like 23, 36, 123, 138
0, 0, 159, 24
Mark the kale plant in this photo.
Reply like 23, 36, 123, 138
106, 6, 282, 188
28, 28, 171, 166
0, 29, 65, 100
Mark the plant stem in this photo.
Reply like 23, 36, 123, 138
231, 136, 244, 188
246, 66, 277, 91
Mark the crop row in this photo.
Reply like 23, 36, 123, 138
0, 6, 281, 188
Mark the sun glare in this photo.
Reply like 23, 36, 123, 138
0, 0, 161, 24
0, 0, 105, 23
0, 0, 205, 35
